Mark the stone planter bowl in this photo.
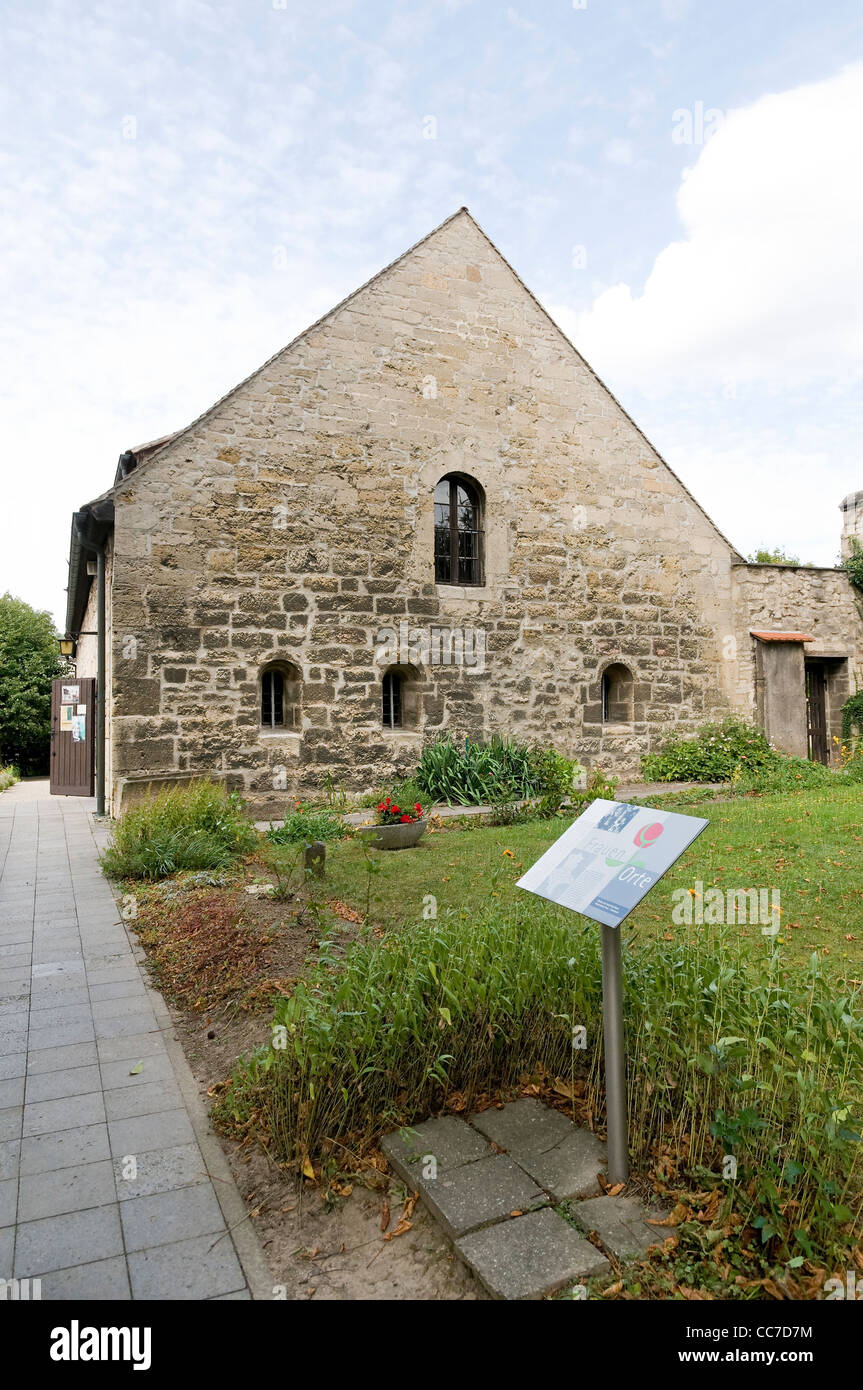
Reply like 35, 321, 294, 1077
358, 817, 427, 850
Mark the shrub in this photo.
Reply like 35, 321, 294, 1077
0, 766, 18, 792
218, 903, 863, 1262
101, 780, 258, 880
266, 808, 349, 845
641, 718, 781, 783
416, 734, 580, 808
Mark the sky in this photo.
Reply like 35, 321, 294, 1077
3, 0, 863, 629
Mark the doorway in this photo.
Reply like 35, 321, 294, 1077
805, 663, 829, 765
49, 677, 96, 795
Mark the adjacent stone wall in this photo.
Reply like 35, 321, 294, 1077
732, 563, 863, 761
104, 212, 766, 813
73, 537, 114, 800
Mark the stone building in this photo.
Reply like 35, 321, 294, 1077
63, 209, 863, 814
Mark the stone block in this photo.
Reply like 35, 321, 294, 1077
456, 1208, 610, 1299
570, 1195, 666, 1261
396, 1149, 548, 1240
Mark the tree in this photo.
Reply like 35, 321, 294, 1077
0, 594, 62, 775
747, 546, 804, 566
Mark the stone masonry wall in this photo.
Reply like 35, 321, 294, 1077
106, 211, 752, 814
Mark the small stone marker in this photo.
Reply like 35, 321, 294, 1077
571, 1194, 664, 1261
456, 1208, 610, 1301
303, 840, 326, 878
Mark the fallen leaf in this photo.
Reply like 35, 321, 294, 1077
128, 1061, 143, 1075
380, 1200, 390, 1232
383, 1218, 413, 1240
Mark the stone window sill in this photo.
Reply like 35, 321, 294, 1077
435, 584, 492, 601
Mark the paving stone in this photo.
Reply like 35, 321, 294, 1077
97, 1032, 169, 1065
127, 1232, 245, 1300
120, 1183, 226, 1252
109, 1108, 196, 1157
27, 1041, 97, 1074
570, 1195, 667, 1261
23, 1090, 106, 1137
17, 1159, 117, 1222
14, 1203, 123, 1278
470, 1098, 575, 1155
0, 1176, 16, 1226
104, 1080, 183, 1121
113, 1143, 210, 1201
411, 1152, 547, 1239
0, 1107, 22, 1141
0, 1138, 21, 1179
0, 1225, 12, 1276
514, 1128, 607, 1202
0, 1053, 26, 1081
25, 1064, 102, 1104
0, 1077, 25, 1109
99, 1052, 175, 1091
41, 1255, 132, 1301
19, 1123, 110, 1176
383, 1115, 491, 1183
456, 1207, 611, 1299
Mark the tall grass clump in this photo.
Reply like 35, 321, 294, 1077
416, 734, 579, 810
101, 780, 258, 880
219, 902, 862, 1261
0, 765, 18, 792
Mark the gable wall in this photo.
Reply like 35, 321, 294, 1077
108, 213, 748, 811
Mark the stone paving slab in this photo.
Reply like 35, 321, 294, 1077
514, 1128, 607, 1203
456, 1208, 611, 1300
570, 1195, 666, 1261
470, 1097, 575, 1155
409, 1152, 548, 1240
0, 778, 268, 1300
382, 1114, 490, 1178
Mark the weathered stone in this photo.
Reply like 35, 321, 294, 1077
515, 1129, 607, 1203
570, 1195, 666, 1261
455, 1208, 610, 1299
469, 1098, 575, 1155
401, 1152, 547, 1240
382, 1115, 490, 1180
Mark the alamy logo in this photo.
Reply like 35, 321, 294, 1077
0, 1277, 41, 1300
375, 622, 486, 672
672, 881, 780, 933
49, 1321, 152, 1371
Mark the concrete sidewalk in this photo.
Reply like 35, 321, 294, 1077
0, 779, 269, 1300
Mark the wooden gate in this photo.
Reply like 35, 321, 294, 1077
805, 663, 829, 765
49, 677, 96, 796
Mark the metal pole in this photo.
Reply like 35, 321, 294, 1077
96, 544, 106, 816
601, 922, 629, 1183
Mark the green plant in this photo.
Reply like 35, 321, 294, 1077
842, 537, 863, 593
416, 734, 580, 808
642, 717, 781, 783
100, 780, 258, 881
842, 689, 863, 742
266, 808, 349, 845
217, 904, 862, 1264
0, 765, 19, 792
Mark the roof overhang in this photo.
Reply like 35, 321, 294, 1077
65, 496, 115, 639
750, 630, 815, 643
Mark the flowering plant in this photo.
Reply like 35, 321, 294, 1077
376, 796, 424, 825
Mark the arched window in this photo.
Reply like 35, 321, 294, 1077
381, 665, 421, 730
260, 662, 301, 730
434, 474, 484, 585
601, 664, 634, 724
382, 670, 402, 728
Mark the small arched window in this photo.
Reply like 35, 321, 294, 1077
382, 670, 402, 729
381, 665, 421, 730
434, 474, 484, 585
261, 662, 301, 730
601, 664, 634, 724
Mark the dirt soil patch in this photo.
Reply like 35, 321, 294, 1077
126, 865, 484, 1300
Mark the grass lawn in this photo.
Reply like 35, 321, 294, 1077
266, 784, 863, 978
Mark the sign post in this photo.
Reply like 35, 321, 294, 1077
518, 798, 708, 1184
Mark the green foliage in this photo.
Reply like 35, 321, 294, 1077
842, 689, 863, 741
0, 593, 62, 775
219, 905, 862, 1262
642, 717, 781, 783
101, 780, 258, 880
747, 547, 803, 566
842, 537, 863, 593
416, 734, 580, 809
266, 809, 349, 845
0, 766, 19, 792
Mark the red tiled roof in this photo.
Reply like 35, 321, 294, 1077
750, 631, 814, 642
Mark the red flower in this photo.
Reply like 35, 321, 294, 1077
400, 813, 411, 823
390, 805, 400, 815
376, 802, 386, 811
414, 803, 422, 812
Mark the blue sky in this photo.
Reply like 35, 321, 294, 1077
3, 0, 863, 626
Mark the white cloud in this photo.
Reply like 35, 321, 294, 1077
567, 62, 863, 393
